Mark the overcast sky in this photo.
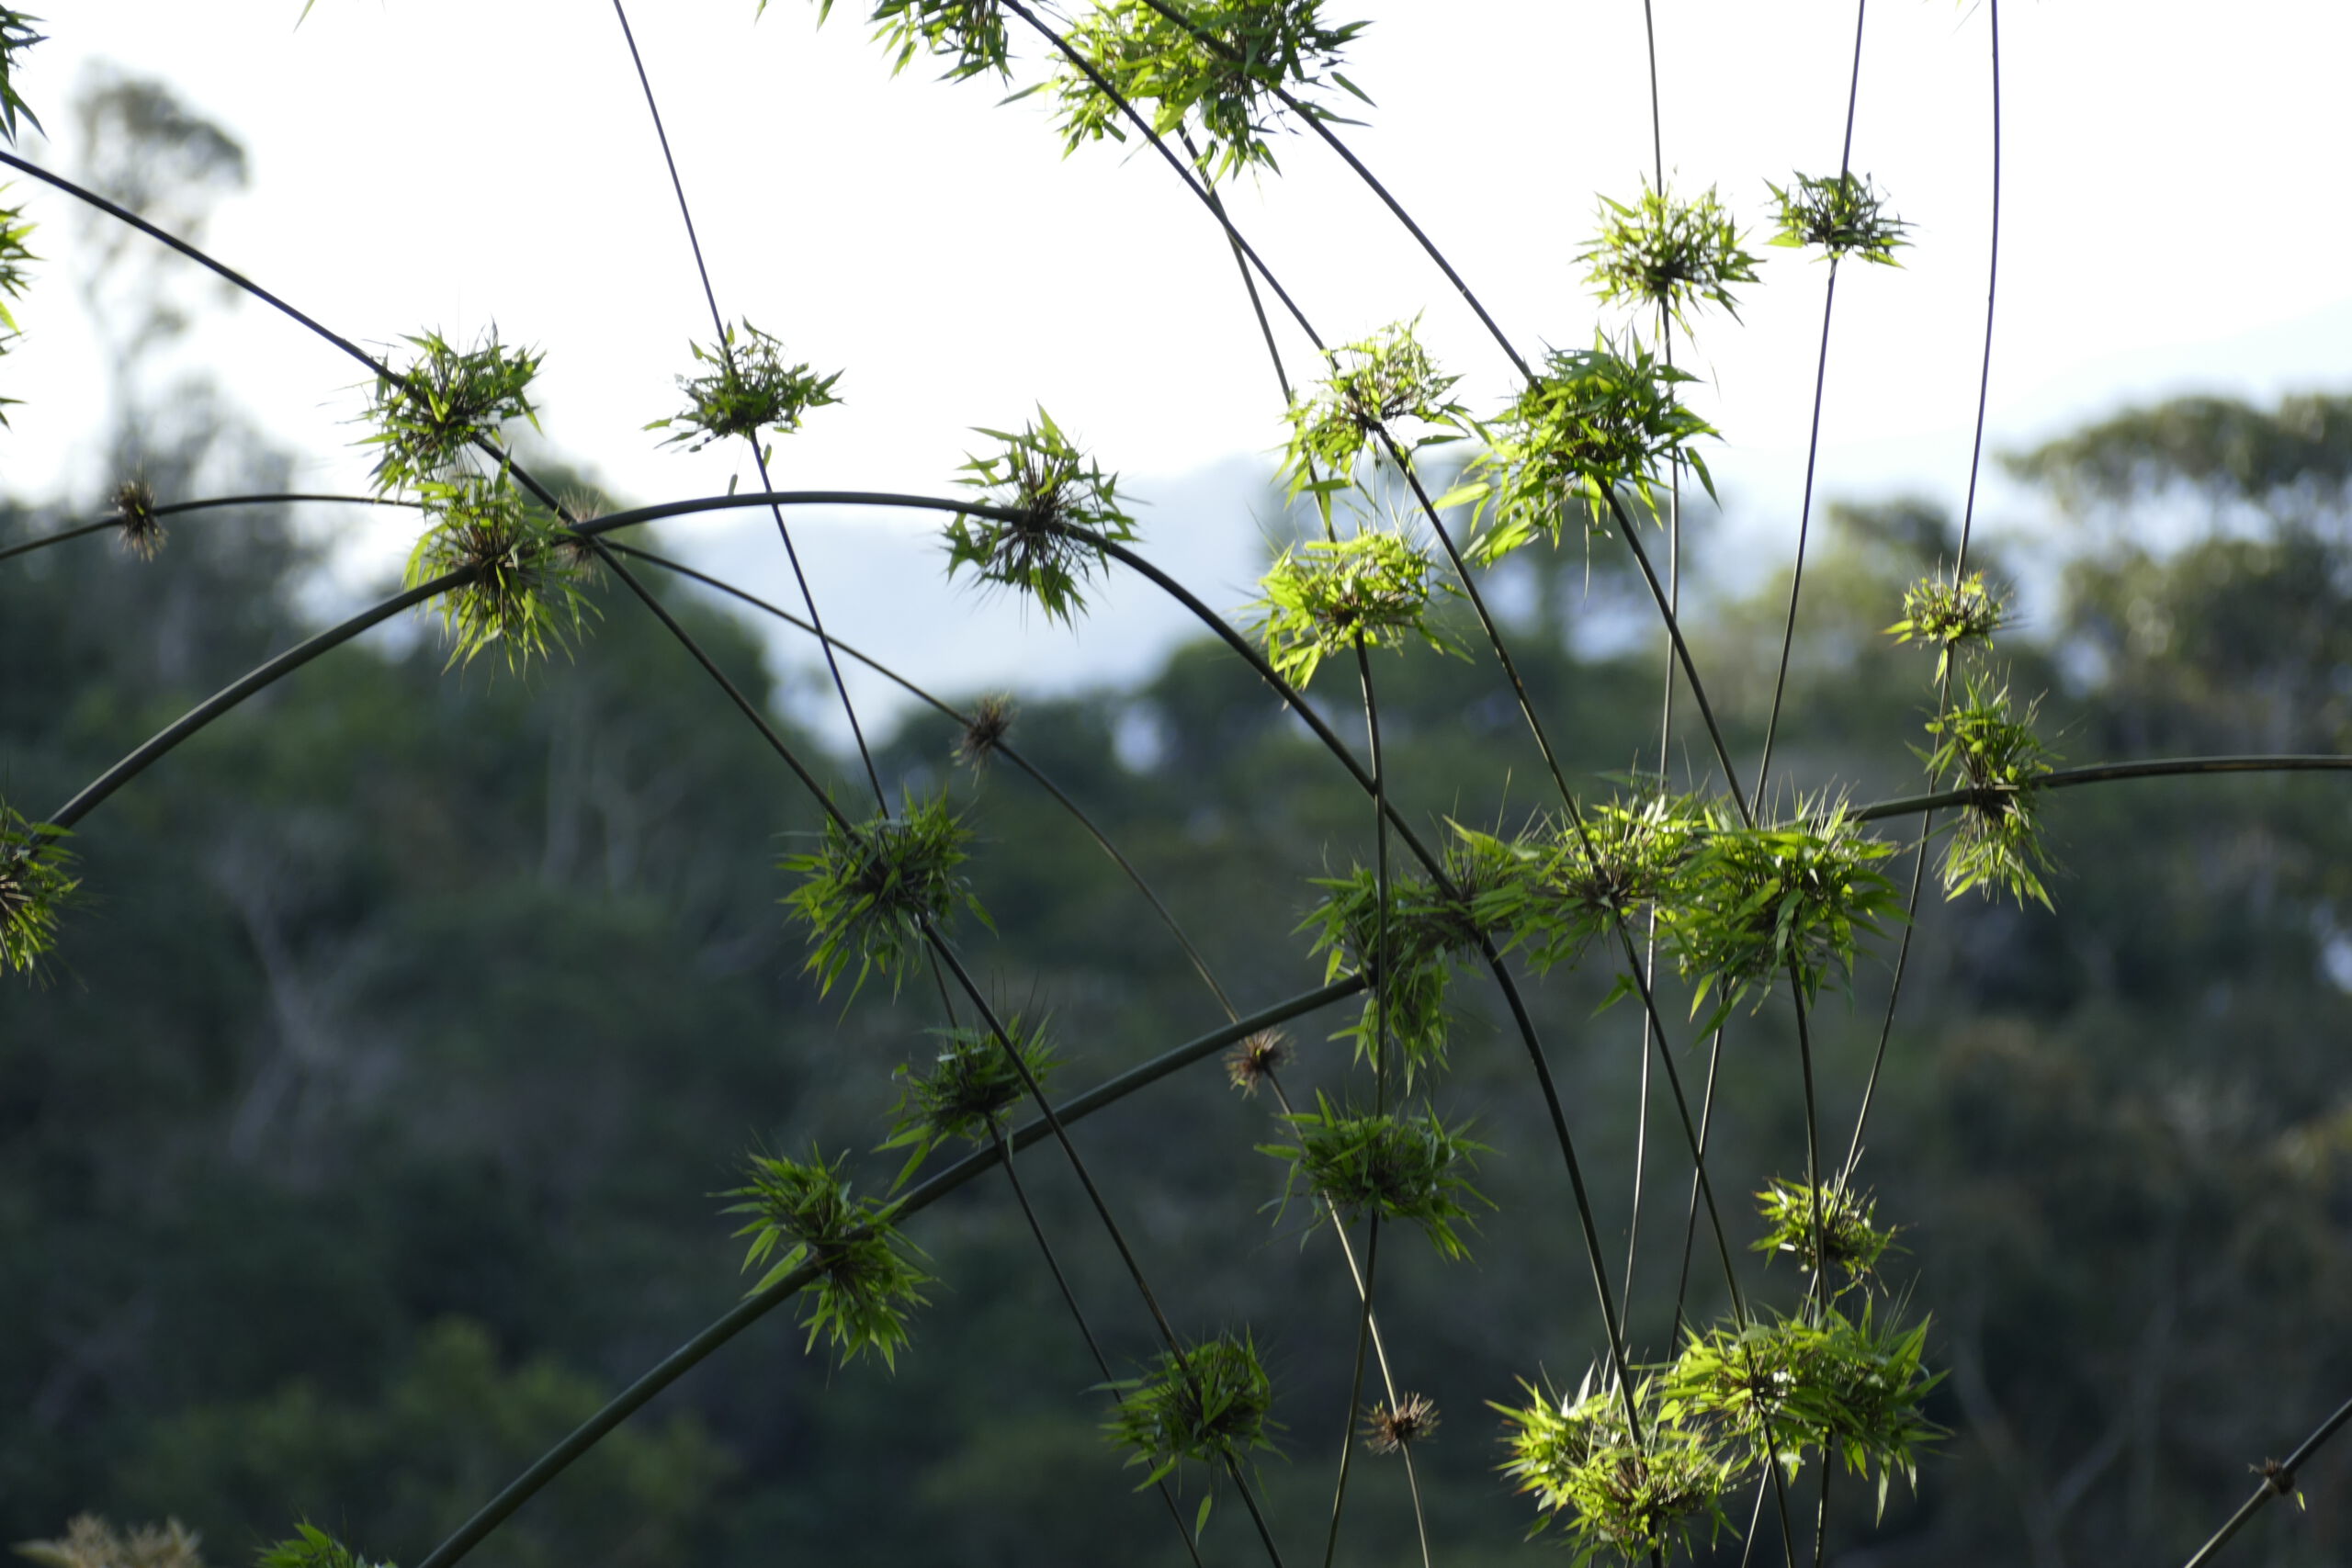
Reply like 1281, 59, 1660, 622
6, 3, 2351, 735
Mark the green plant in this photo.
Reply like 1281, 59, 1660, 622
1496, 1370, 1732, 1567
0, 802, 73, 976
1262, 1094, 1488, 1259
881, 1013, 1057, 1181
723, 1147, 932, 1367
1578, 181, 1760, 331
1918, 671, 2057, 907
944, 409, 1136, 624
646, 321, 842, 458
360, 328, 543, 496
1768, 170, 1911, 265
1752, 1177, 1897, 1294
1452, 335, 1717, 564
1249, 527, 1456, 687
1102, 1331, 1281, 1487
402, 470, 594, 671
780, 791, 989, 998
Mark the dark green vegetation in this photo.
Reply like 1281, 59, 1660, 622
6, 6, 2352, 1568
6, 390, 2352, 1564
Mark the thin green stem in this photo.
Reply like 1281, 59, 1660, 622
409, 975, 1363, 1568
2180, 1391, 2352, 1568
989, 1123, 1209, 1568
1850, 755, 2352, 824
0, 493, 423, 565
1322, 1216, 1382, 1568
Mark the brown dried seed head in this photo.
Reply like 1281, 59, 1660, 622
1365, 1392, 1437, 1452
956, 695, 1015, 768
1224, 1030, 1288, 1095
113, 479, 164, 559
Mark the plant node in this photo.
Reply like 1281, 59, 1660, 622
1768, 170, 1910, 265
647, 320, 842, 456
944, 409, 1136, 624
780, 792, 989, 998
112, 479, 163, 558
1364, 1392, 1437, 1452
724, 1146, 931, 1368
1102, 1330, 1281, 1486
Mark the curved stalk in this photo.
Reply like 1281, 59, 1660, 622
1850, 755, 2352, 826
2181, 1390, 2352, 1568
0, 493, 421, 566
411, 974, 1363, 1568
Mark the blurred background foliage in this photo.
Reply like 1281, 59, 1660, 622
6, 70, 2352, 1568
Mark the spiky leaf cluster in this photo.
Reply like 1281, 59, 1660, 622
881, 1014, 1056, 1182
1752, 1178, 1898, 1295
1496, 1370, 1732, 1568
1250, 529, 1455, 688
953, 694, 1015, 769
403, 472, 594, 671
1768, 171, 1910, 265
1, 802, 74, 976
1224, 1029, 1288, 1094
1462, 790, 1713, 974
944, 408, 1136, 624
16, 1515, 205, 1568
647, 320, 841, 457
1052, 0, 1370, 186
0, 188, 33, 425
1300, 863, 1487, 1081
781, 792, 989, 998
1660, 803, 1901, 1024
1658, 1304, 1941, 1519
253, 1525, 390, 1568
724, 1147, 931, 1368
1363, 1391, 1437, 1452
1921, 674, 2057, 908
1887, 568, 2007, 679
1279, 317, 1465, 492
797, 0, 1011, 82
1264, 1096, 1488, 1259
1577, 181, 1759, 332
361, 328, 542, 495
0, 9, 42, 145
1102, 1331, 1280, 1486
1454, 336, 1717, 565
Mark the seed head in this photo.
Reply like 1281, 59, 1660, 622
956, 694, 1015, 769
113, 479, 164, 559
1225, 1030, 1288, 1095
1365, 1392, 1438, 1452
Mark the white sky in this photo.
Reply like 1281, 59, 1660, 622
6, 2, 2352, 733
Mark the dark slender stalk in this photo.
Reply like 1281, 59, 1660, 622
1606, 492, 1750, 824
1753, 0, 1871, 806
610, 0, 890, 809
46, 572, 462, 830
602, 541, 1238, 1018
1322, 1216, 1382, 1568
1001, 0, 1324, 353
1846, 0, 2000, 1174
0, 492, 424, 566
989, 1125, 1208, 1568
2181, 1391, 2352, 1568
1851, 755, 2352, 825
1125, 0, 1530, 381
410, 975, 1363, 1568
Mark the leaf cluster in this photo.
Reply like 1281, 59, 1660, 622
1577, 181, 1759, 332
0, 802, 74, 976
881, 1013, 1057, 1183
1250, 528, 1456, 688
361, 327, 543, 496
1768, 170, 1910, 265
780, 792, 989, 998
802, 0, 1011, 83
0, 8, 41, 145
1299, 863, 1487, 1082
723, 1147, 931, 1368
1751, 1177, 1898, 1295
1921, 673, 2057, 908
944, 408, 1136, 623
1453, 335, 1716, 566
647, 320, 842, 457
402, 471, 595, 672
1494, 1369, 1732, 1568
1261, 1094, 1489, 1259
1464, 789, 1713, 975
1657, 1303, 1942, 1518
1659, 802, 1901, 1023
1102, 1331, 1280, 1487
1278, 317, 1465, 494
0, 187, 33, 425
253, 1525, 390, 1568
1051, 0, 1370, 185
1887, 568, 2007, 680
